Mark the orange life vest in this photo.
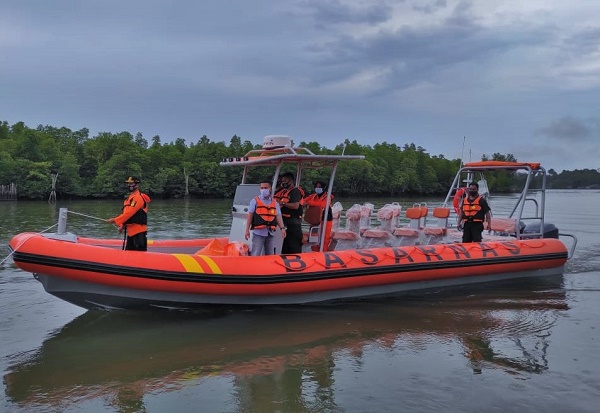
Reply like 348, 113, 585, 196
123, 192, 150, 225
251, 197, 278, 230
274, 186, 305, 204
274, 186, 305, 218
461, 195, 484, 222
302, 192, 334, 224
114, 190, 151, 237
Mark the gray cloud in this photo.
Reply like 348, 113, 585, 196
1, 1, 599, 171
298, 0, 393, 27
536, 116, 598, 143
412, 0, 448, 15
305, 2, 553, 93
562, 27, 600, 57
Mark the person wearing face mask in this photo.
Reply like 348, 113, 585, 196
245, 179, 287, 256
107, 176, 151, 251
457, 181, 491, 243
274, 172, 305, 254
302, 180, 334, 251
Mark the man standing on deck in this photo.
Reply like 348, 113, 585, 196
274, 172, 304, 253
107, 176, 151, 251
245, 179, 287, 256
457, 181, 491, 243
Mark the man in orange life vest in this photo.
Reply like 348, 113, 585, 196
274, 171, 304, 254
457, 181, 491, 243
107, 176, 151, 251
301, 180, 334, 251
245, 179, 287, 256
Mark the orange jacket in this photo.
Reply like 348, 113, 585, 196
114, 190, 151, 236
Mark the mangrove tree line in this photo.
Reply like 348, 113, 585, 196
0, 120, 597, 200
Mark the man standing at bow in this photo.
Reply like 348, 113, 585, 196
107, 176, 151, 251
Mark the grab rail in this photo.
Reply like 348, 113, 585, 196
559, 233, 578, 259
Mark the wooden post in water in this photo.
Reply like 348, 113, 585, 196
48, 173, 58, 204
184, 167, 190, 199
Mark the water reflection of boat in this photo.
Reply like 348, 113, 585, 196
4, 278, 567, 411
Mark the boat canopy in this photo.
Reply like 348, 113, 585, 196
463, 161, 542, 170
219, 145, 365, 169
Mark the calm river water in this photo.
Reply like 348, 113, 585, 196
1, 191, 599, 413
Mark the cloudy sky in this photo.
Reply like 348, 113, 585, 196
1, 0, 599, 172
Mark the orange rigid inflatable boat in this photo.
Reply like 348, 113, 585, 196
8, 136, 577, 310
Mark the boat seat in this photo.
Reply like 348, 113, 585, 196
332, 204, 362, 249
423, 207, 451, 236
403, 207, 422, 230
360, 203, 402, 248
391, 207, 425, 246
331, 202, 343, 231
359, 202, 375, 235
489, 217, 518, 235
385, 202, 402, 230
360, 228, 391, 249
482, 217, 520, 242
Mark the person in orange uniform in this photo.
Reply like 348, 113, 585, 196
302, 180, 334, 251
457, 181, 491, 243
107, 176, 151, 251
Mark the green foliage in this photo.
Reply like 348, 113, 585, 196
0, 119, 594, 200
57, 153, 82, 197
20, 160, 52, 199
547, 168, 600, 189
0, 151, 16, 184
153, 167, 187, 198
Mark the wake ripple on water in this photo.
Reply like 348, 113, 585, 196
565, 241, 600, 274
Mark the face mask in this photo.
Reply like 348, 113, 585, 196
127, 184, 137, 192
260, 188, 270, 198
469, 190, 478, 196
280, 182, 289, 188
315, 188, 323, 195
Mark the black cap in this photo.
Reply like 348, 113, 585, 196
124, 176, 141, 184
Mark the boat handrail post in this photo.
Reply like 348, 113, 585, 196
318, 161, 338, 251
57, 208, 68, 234
444, 168, 463, 205
560, 233, 578, 259
242, 165, 249, 184
539, 166, 547, 231
512, 165, 534, 239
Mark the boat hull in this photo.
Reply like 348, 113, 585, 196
10, 232, 568, 310
32, 266, 565, 310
